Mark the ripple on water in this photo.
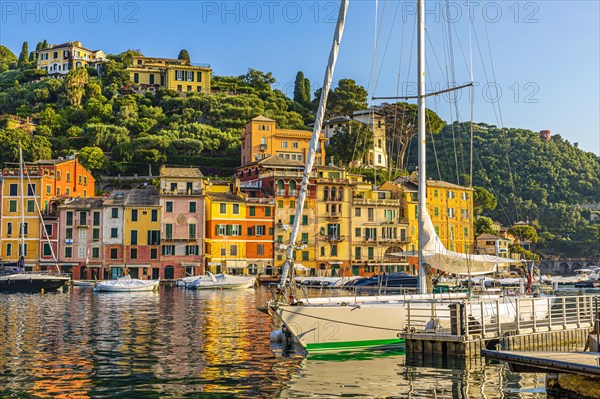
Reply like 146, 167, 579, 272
0, 288, 546, 398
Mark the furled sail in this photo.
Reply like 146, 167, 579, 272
393, 208, 520, 275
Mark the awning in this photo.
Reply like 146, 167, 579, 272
208, 262, 222, 266
329, 262, 343, 265
125, 264, 151, 268
226, 260, 247, 268
294, 263, 310, 271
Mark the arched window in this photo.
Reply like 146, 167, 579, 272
261, 137, 267, 145
276, 180, 284, 195
289, 180, 297, 195
323, 187, 329, 201
331, 187, 336, 201
338, 188, 343, 201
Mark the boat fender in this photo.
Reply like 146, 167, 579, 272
270, 329, 284, 343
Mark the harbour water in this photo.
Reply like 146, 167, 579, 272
0, 287, 548, 398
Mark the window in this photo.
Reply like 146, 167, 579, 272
93, 212, 100, 226
368, 208, 374, 222
111, 228, 118, 238
434, 207, 439, 217
170, 183, 177, 192
462, 209, 469, 219
78, 246, 86, 258
27, 183, 36, 196
368, 247, 374, 260
130, 248, 138, 259
256, 225, 265, 236
92, 228, 100, 241
290, 200, 296, 209
56, 187, 61, 196
269, 227, 274, 236
9, 184, 18, 196
6, 222, 12, 236
448, 208, 456, 218
150, 248, 158, 259
247, 227, 254, 236
186, 245, 200, 255
165, 224, 173, 240
302, 215, 308, 225
111, 208, 118, 218
42, 243, 52, 256
462, 192, 469, 200
355, 208, 361, 217
166, 201, 173, 213
232, 204, 240, 214
131, 209, 138, 222
65, 228, 73, 239
277, 200, 284, 208
189, 202, 197, 213
187, 85, 192, 92
6, 243, 12, 256
27, 200, 35, 213
189, 224, 197, 239
292, 142, 299, 149
320, 247, 325, 256
448, 191, 455, 199
131, 230, 138, 245
79, 211, 87, 226
215, 224, 226, 236
162, 245, 175, 256
277, 235, 283, 244
66, 211, 73, 226
257, 244, 264, 255
92, 247, 100, 258
230, 245, 238, 256
65, 247, 73, 258
148, 230, 161, 245
9, 200, 16, 213
355, 227, 361, 237
282, 141, 288, 148
187, 71, 194, 81
66, 172, 71, 182
176, 70, 183, 80
149, 74, 154, 84
151, 210, 158, 222
265, 207, 271, 216
331, 245, 338, 256
464, 227, 469, 238
249, 206, 256, 216
46, 185, 51, 194
197, 72, 202, 82
355, 247, 361, 260
219, 203, 227, 214
110, 248, 118, 259
289, 215, 295, 224
43, 224, 53, 238
231, 225, 242, 236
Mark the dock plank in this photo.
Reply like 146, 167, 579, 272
482, 350, 600, 377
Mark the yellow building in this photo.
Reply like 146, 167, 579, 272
1, 158, 95, 269
240, 116, 326, 167
128, 56, 211, 93
350, 182, 410, 275
385, 177, 475, 255
313, 166, 359, 277
37, 41, 106, 75
475, 233, 510, 256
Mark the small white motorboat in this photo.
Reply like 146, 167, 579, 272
187, 273, 255, 290
94, 275, 160, 292
72, 280, 97, 287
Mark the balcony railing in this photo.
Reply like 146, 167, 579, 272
161, 189, 203, 196
319, 234, 345, 243
260, 144, 268, 151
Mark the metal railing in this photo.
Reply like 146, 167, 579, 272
403, 294, 596, 340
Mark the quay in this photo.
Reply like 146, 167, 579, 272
400, 294, 598, 360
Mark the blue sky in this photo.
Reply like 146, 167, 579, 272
1, 0, 598, 155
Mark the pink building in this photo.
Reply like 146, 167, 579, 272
159, 166, 206, 278
57, 197, 105, 280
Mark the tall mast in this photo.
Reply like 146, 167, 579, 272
19, 146, 26, 261
279, 0, 349, 291
417, 0, 428, 294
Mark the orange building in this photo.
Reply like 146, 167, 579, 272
1, 157, 95, 269
240, 116, 326, 167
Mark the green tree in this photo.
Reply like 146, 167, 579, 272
0, 45, 18, 72
177, 49, 191, 64
316, 79, 368, 118
42, 40, 48, 49
474, 216, 495, 237
84, 124, 130, 151
326, 121, 374, 166
293, 71, 310, 105
473, 186, 497, 215
17, 41, 29, 68
508, 224, 539, 243
64, 67, 89, 107
377, 102, 445, 170
77, 146, 108, 174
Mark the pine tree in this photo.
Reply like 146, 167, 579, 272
177, 49, 191, 64
17, 41, 29, 68
303, 77, 311, 104
294, 71, 309, 105
42, 39, 48, 49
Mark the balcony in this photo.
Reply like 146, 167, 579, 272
324, 212, 341, 219
161, 189, 203, 196
319, 234, 345, 244
260, 144, 268, 151
352, 198, 401, 206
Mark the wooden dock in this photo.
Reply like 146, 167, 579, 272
481, 349, 600, 377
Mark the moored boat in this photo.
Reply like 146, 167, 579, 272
94, 275, 159, 292
187, 273, 255, 290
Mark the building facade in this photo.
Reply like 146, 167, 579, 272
240, 116, 326, 167
37, 41, 106, 75
128, 56, 211, 93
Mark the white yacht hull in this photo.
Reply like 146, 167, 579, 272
188, 275, 255, 290
94, 279, 159, 292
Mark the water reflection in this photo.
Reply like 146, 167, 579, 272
0, 288, 546, 398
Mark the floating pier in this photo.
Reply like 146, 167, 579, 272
400, 294, 598, 360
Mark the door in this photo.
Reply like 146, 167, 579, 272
164, 266, 174, 280
80, 266, 87, 280
111, 267, 122, 279
130, 268, 139, 278
352, 265, 359, 276
152, 268, 160, 280
331, 265, 340, 277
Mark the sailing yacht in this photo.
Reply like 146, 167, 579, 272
268, 0, 553, 352
0, 148, 70, 293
